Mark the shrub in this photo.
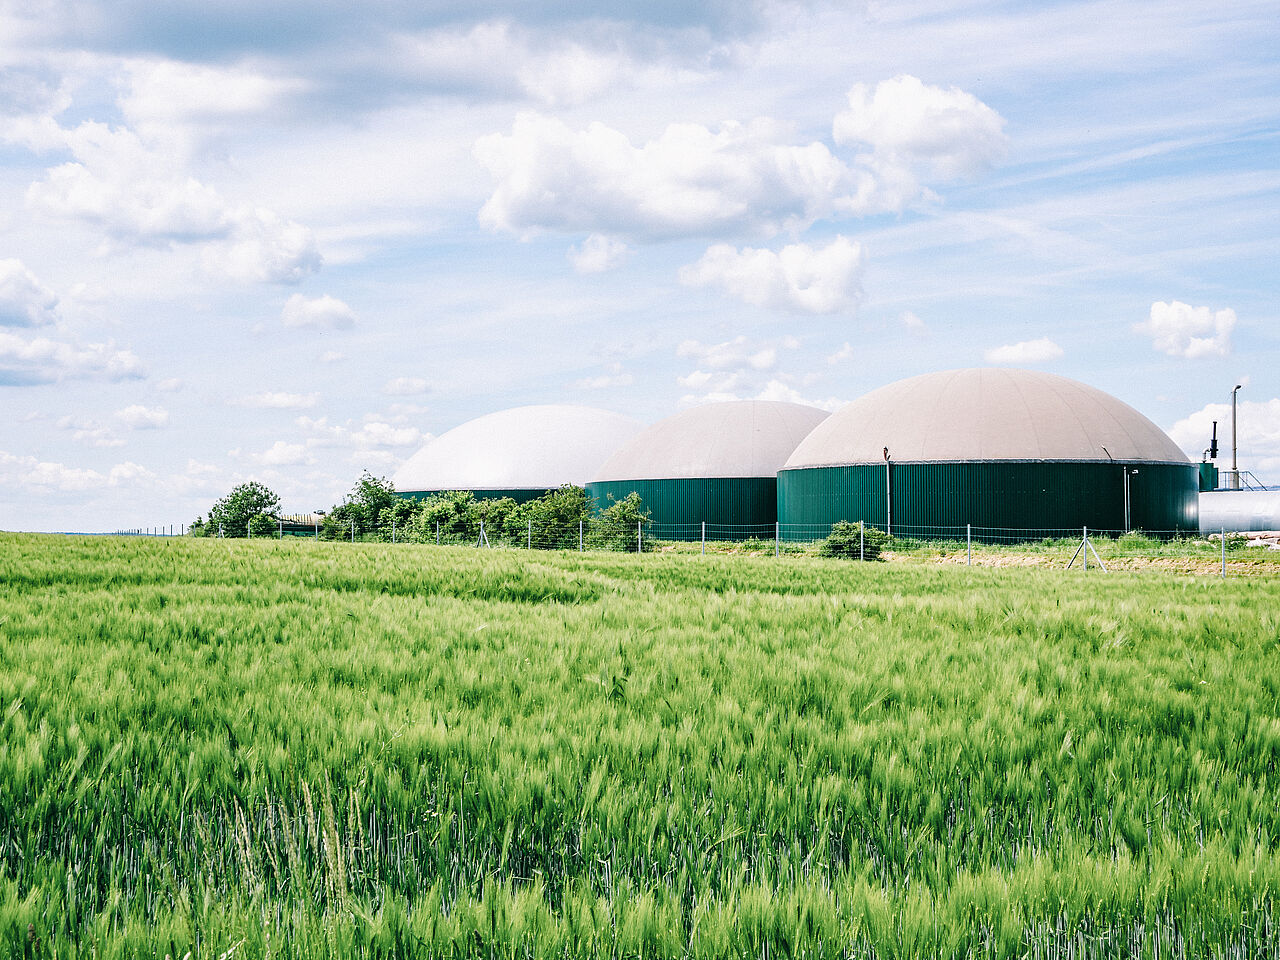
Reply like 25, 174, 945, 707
819, 520, 887, 560
591, 492, 653, 552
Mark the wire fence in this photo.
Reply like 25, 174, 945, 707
110, 517, 1280, 578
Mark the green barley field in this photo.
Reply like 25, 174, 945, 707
2, 532, 1279, 959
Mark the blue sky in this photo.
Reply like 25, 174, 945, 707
1, 0, 1276, 531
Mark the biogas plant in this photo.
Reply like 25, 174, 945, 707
393, 368, 1271, 539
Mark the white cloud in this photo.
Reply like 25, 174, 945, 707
383, 377, 429, 396
1136, 300, 1236, 358
0, 331, 145, 385
983, 337, 1064, 365
237, 391, 320, 409
252, 441, 312, 467
24, 121, 321, 284
119, 59, 303, 132
1169, 399, 1280, 477
0, 450, 155, 492
281, 293, 356, 329
901, 310, 924, 330
318, 350, 345, 363
114, 403, 169, 428
834, 75, 1008, 183
296, 415, 423, 453
476, 113, 866, 241
567, 233, 630, 273
572, 363, 634, 389
754, 379, 844, 411
0, 259, 58, 326
679, 236, 864, 314
155, 377, 183, 392
827, 342, 854, 365
677, 335, 783, 370
56, 416, 124, 448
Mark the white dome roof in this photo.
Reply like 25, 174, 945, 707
593, 400, 829, 482
785, 368, 1188, 467
394, 405, 644, 492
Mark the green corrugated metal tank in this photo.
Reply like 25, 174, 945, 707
587, 400, 829, 538
777, 368, 1198, 539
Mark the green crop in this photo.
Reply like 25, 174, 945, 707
1, 532, 1278, 958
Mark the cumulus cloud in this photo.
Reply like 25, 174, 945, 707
834, 75, 1008, 183
476, 113, 868, 241
0, 259, 58, 326
475, 78, 1003, 242
155, 377, 183, 391
240, 441, 312, 467
827, 342, 854, 365
677, 335, 788, 371
754, 379, 844, 411
679, 236, 864, 314
318, 350, 345, 363
295, 415, 424, 463
1136, 301, 1236, 358
24, 121, 320, 284
237, 391, 320, 409
56, 416, 124, 448
1169, 398, 1280, 477
0, 331, 145, 385
119, 59, 303, 132
281, 293, 356, 329
114, 403, 169, 428
983, 337, 1064, 365
901, 310, 925, 330
0, 450, 155, 492
383, 376, 429, 396
568, 233, 630, 273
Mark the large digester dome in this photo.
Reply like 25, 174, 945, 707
394, 405, 643, 501
778, 368, 1197, 536
587, 400, 829, 535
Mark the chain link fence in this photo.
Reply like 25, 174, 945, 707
116, 515, 1280, 579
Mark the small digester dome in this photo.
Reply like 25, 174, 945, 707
394, 405, 643, 501
587, 400, 829, 534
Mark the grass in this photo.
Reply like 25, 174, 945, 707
1, 532, 1279, 958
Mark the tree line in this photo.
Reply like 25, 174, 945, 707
189, 475, 654, 551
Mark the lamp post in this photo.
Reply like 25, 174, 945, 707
1231, 384, 1243, 489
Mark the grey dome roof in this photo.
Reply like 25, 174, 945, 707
394, 405, 643, 492
593, 400, 829, 482
785, 368, 1189, 468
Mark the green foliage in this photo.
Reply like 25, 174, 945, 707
519, 484, 591, 549
206, 480, 280, 538
820, 520, 887, 560
324, 472, 399, 538
591, 491, 652, 552
247, 513, 277, 538
1, 533, 1279, 957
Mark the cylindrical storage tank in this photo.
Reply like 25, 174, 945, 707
1199, 491, 1280, 533
778, 368, 1198, 540
393, 405, 643, 502
586, 400, 829, 538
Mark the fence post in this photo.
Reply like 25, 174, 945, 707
1222, 528, 1226, 578
527, 518, 532, 550
579, 519, 583, 552
218, 523, 223, 538
436, 521, 440, 545
860, 522, 864, 561
775, 521, 780, 557
637, 520, 642, 554
247, 519, 252, 539
279, 518, 283, 539
315, 519, 319, 540
701, 521, 706, 556
392, 518, 396, 543
967, 523, 971, 566
351, 519, 355, 543
1082, 526, 1088, 571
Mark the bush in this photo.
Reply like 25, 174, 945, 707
819, 521, 887, 560
591, 492, 653, 552
519, 485, 592, 550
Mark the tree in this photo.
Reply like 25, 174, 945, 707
206, 482, 281, 538
519, 485, 591, 549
